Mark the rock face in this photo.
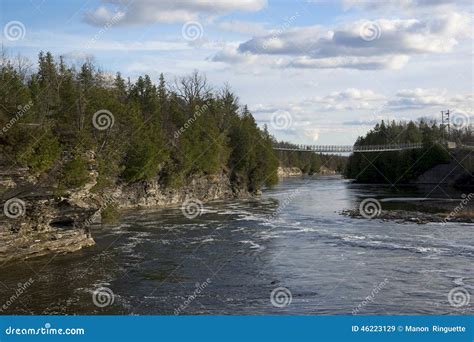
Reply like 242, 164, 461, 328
112, 172, 247, 209
319, 166, 337, 175
341, 208, 474, 224
277, 167, 303, 178
0, 159, 249, 263
0, 164, 97, 264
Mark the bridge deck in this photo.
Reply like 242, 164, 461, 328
273, 143, 424, 153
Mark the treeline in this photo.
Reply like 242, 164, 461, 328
0, 51, 279, 193
275, 141, 347, 174
345, 119, 473, 183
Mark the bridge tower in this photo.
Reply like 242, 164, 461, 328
441, 110, 450, 140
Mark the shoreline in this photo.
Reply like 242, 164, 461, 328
0, 170, 251, 265
341, 208, 474, 224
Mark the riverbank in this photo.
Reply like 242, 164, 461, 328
341, 208, 474, 224
0, 164, 251, 264
341, 193, 474, 224
277, 166, 340, 178
277, 167, 303, 178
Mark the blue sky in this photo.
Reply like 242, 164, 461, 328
1, 0, 472, 145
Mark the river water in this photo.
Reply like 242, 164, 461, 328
1, 176, 473, 315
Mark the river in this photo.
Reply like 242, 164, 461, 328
1, 176, 472, 315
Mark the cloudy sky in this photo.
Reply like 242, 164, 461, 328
1, 0, 472, 145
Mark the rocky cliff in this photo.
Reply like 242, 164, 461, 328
277, 167, 303, 178
0, 156, 249, 264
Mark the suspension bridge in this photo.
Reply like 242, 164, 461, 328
273, 143, 425, 153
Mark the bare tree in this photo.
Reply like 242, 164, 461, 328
14, 54, 33, 82
173, 71, 212, 106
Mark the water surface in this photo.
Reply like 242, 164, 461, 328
1, 176, 472, 315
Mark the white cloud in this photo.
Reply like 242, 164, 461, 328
387, 88, 473, 114
341, 0, 471, 12
216, 20, 268, 36
251, 86, 471, 144
215, 10, 471, 70
287, 55, 410, 70
211, 46, 260, 64
252, 88, 386, 121
84, 0, 267, 26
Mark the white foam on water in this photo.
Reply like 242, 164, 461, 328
240, 240, 263, 249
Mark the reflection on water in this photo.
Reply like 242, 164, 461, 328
1, 176, 473, 315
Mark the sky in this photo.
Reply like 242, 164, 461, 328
1, 0, 472, 145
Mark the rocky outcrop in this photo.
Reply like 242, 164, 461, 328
111, 172, 248, 209
0, 163, 98, 264
277, 167, 303, 178
319, 166, 337, 175
0, 229, 94, 265
341, 208, 473, 224
0, 158, 250, 263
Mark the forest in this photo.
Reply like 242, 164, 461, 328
0, 51, 282, 195
344, 119, 473, 184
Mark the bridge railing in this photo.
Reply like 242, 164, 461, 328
273, 142, 424, 153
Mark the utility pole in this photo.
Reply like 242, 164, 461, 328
441, 110, 450, 141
